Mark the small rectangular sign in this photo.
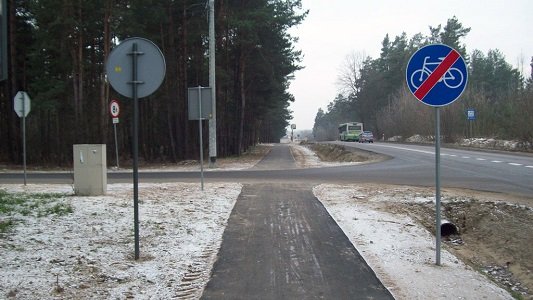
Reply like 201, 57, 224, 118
467, 109, 475, 120
112, 117, 119, 124
188, 87, 212, 120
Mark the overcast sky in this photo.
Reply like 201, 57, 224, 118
288, 0, 533, 130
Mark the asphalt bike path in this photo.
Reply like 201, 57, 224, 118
201, 144, 393, 299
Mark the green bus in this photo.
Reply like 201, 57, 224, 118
338, 122, 363, 142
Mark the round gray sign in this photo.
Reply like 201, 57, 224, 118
106, 37, 166, 98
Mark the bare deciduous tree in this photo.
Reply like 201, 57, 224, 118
336, 51, 367, 96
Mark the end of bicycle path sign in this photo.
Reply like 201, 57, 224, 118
406, 44, 468, 107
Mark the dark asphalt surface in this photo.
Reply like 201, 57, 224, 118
251, 144, 297, 170
3, 142, 531, 198
201, 146, 394, 299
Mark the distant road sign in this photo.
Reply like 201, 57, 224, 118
14, 91, 31, 117
110, 100, 120, 118
188, 87, 212, 120
467, 109, 476, 120
406, 44, 468, 107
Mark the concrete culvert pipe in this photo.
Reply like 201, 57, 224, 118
441, 220, 459, 236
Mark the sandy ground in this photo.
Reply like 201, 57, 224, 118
1, 143, 529, 299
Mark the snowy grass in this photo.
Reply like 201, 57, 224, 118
0, 183, 241, 299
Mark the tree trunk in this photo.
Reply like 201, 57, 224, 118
238, 54, 245, 155
100, 0, 111, 144
7, 0, 18, 162
162, 9, 177, 162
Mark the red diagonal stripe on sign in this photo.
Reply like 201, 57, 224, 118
414, 49, 461, 100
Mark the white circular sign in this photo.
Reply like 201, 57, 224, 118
14, 91, 31, 117
110, 100, 120, 117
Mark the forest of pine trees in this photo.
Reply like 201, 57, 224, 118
314, 17, 533, 145
0, 0, 307, 166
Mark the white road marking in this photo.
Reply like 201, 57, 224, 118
370, 144, 434, 155
366, 144, 532, 169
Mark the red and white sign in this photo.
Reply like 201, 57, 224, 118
109, 100, 120, 117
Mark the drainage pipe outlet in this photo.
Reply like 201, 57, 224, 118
441, 220, 459, 236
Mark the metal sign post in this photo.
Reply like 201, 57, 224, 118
291, 124, 296, 142
14, 91, 31, 185
113, 121, 119, 168
406, 44, 468, 266
434, 107, 442, 264
106, 37, 166, 260
467, 109, 475, 138
198, 86, 204, 191
130, 41, 142, 260
22, 95, 27, 185
187, 86, 212, 191
110, 100, 120, 169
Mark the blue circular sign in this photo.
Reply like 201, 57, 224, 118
406, 44, 468, 107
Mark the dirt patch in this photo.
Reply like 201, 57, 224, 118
307, 143, 388, 163
376, 187, 533, 299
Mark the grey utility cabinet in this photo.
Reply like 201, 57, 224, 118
73, 144, 107, 196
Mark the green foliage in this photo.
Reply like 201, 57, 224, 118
0, 189, 72, 234
0, 189, 72, 218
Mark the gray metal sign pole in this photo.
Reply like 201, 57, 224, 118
129, 42, 144, 260
106, 37, 165, 261
21, 92, 27, 185
113, 123, 120, 169
198, 86, 204, 190
435, 107, 442, 265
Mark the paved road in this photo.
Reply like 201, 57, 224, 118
251, 144, 297, 170
337, 141, 533, 197
201, 186, 393, 298
2, 142, 532, 198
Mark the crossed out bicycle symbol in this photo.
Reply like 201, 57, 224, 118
410, 56, 465, 89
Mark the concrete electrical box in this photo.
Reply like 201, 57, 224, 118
73, 144, 107, 196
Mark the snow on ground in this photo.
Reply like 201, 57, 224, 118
0, 144, 517, 299
289, 144, 365, 168
0, 183, 241, 299
313, 184, 513, 300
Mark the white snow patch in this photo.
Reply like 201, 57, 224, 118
290, 144, 363, 168
0, 183, 241, 299
313, 184, 513, 300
